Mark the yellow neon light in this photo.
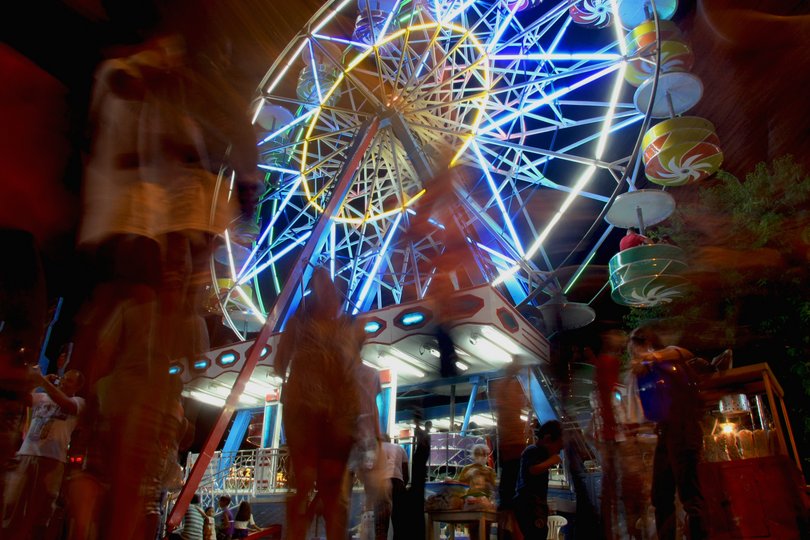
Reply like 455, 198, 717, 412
300, 20, 491, 224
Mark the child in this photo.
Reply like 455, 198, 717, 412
203, 507, 215, 540
217, 495, 234, 540
513, 420, 564, 539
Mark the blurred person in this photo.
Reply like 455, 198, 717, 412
619, 227, 652, 251
180, 494, 206, 540
217, 495, 234, 540
274, 268, 360, 540
491, 362, 529, 540
2, 368, 85, 540
374, 435, 409, 540
628, 325, 707, 540
232, 501, 261, 538
348, 322, 384, 528
0, 229, 47, 514
74, 2, 259, 537
409, 417, 431, 540
590, 330, 627, 539
459, 444, 496, 499
513, 420, 564, 540
143, 375, 189, 539
203, 506, 216, 540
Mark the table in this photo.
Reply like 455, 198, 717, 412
427, 510, 497, 540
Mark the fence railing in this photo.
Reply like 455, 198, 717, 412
184, 448, 291, 511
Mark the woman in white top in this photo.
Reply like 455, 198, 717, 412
232, 501, 261, 538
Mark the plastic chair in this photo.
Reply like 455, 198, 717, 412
546, 515, 568, 540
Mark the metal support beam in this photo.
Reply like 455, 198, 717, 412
460, 377, 480, 436
517, 367, 558, 424
167, 118, 381, 531
217, 409, 253, 485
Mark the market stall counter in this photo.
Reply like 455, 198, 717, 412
698, 363, 809, 539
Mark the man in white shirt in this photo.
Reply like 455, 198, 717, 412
2, 368, 85, 539
374, 435, 409, 540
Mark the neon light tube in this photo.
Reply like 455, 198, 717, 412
238, 231, 312, 285
258, 108, 317, 145
238, 175, 303, 276
352, 213, 402, 314
491, 53, 621, 61
472, 141, 525, 256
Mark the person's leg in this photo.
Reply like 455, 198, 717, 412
29, 458, 65, 539
617, 437, 647, 540
318, 458, 351, 540
672, 446, 706, 539
651, 431, 677, 540
389, 478, 408, 540
2, 455, 31, 535
497, 458, 521, 540
374, 480, 393, 540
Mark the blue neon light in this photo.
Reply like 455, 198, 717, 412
352, 213, 402, 314
401, 312, 425, 326
168, 365, 182, 375
193, 359, 209, 370
219, 353, 237, 366
365, 320, 382, 333
260, 347, 269, 357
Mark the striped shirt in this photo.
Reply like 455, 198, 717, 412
181, 504, 205, 540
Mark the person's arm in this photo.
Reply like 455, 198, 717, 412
528, 452, 562, 476
642, 346, 691, 364
37, 372, 79, 415
632, 346, 692, 374
249, 515, 260, 531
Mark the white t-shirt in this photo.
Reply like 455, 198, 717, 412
19, 392, 85, 462
381, 442, 408, 481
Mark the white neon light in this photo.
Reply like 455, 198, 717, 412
223, 229, 237, 281
594, 65, 627, 159
475, 242, 517, 264
493, 165, 597, 285
233, 286, 267, 325
486, 1, 522, 54
307, 41, 324, 102
381, 354, 425, 378
374, 9, 397, 46
238, 231, 312, 285
352, 213, 402, 314
470, 334, 513, 364
189, 390, 226, 407
238, 175, 303, 276
491, 53, 621, 61
251, 98, 265, 124
245, 380, 277, 395
479, 63, 621, 136
311, 0, 353, 35
259, 108, 317, 145
330, 221, 336, 280
443, 0, 477, 23
480, 326, 522, 355
257, 165, 299, 175
472, 141, 525, 256
610, 0, 627, 55
265, 39, 310, 96
312, 33, 367, 48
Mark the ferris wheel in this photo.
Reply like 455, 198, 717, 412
213, 0, 669, 337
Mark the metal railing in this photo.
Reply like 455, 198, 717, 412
184, 448, 291, 510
